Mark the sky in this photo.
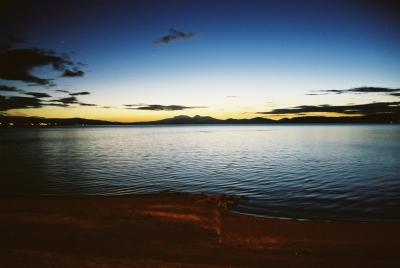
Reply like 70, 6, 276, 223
0, 0, 400, 122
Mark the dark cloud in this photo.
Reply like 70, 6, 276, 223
24, 92, 52, 98
0, 85, 21, 92
305, 93, 328, 96
55, 96, 78, 104
44, 96, 80, 108
0, 35, 85, 86
69, 91, 90, 96
44, 102, 69, 107
0, 34, 90, 111
49, 96, 96, 107
310, 87, 400, 96
124, 103, 145, 107
0, 48, 64, 85
55, 89, 70, 93
0, 88, 93, 110
0, 95, 42, 111
258, 101, 400, 116
153, 28, 195, 45
0, 34, 25, 51
390, 93, 400, 97
0, 93, 96, 110
127, 104, 205, 111
62, 68, 84, 77
78, 102, 97, 106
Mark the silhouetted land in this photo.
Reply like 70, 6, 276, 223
1, 113, 399, 127
0, 194, 399, 267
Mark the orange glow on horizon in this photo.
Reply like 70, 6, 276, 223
6, 106, 364, 123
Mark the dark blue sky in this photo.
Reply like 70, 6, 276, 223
1, 0, 399, 121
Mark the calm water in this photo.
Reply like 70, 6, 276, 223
1, 125, 399, 222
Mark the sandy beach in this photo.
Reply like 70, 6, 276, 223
0, 193, 399, 267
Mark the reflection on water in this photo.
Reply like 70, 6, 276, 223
1, 125, 399, 222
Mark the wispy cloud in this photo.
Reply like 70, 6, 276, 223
62, 68, 84, 77
0, 85, 96, 111
124, 103, 146, 108
153, 28, 195, 45
126, 104, 206, 111
1, 85, 52, 99
0, 85, 22, 92
78, 102, 97, 106
55, 89, 70, 93
308, 87, 400, 96
69, 91, 90, 96
258, 101, 400, 116
0, 95, 42, 111
305, 93, 328, 96
44, 96, 97, 108
24, 92, 52, 98
54, 96, 79, 105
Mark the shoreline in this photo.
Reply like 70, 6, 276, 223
4, 192, 399, 224
231, 208, 400, 224
1, 193, 399, 267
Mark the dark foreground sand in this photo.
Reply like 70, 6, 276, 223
0, 194, 399, 267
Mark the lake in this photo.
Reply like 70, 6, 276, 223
1, 125, 399, 222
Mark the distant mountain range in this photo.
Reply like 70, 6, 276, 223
0, 113, 399, 127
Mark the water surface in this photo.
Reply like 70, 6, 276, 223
1, 125, 399, 222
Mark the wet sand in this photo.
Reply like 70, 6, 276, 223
0, 193, 399, 267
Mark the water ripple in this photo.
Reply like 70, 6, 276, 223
1, 125, 399, 222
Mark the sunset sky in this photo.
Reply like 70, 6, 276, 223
1, 0, 399, 122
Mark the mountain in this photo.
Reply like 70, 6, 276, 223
137, 114, 399, 124
138, 115, 275, 124
153, 115, 221, 124
1, 113, 399, 127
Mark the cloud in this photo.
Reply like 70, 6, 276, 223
62, 68, 84, 77
309, 87, 400, 96
78, 102, 97, 106
390, 93, 400, 97
124, 103, 146, 107
44, 102, 69, 107
69, 91, 90, 96
127, 104, 206, 111
0, 93, 98, 110
55, 89, 70, 93
0, 35, 91, 111
226, 95, 239, 98
0, 48, 65, 85
305, 93, 328, 96
55, 96, 78, 104
0, 87, 93, 110
0, 85, 22, 92
0, 95, 42, 111
47, 96, 96, 107
258, 101, 400, 116
24, 92, 52, 98
0, 34, 26, 51
0, 37, 85, 86
153, 28, 195, 45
